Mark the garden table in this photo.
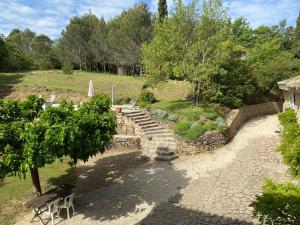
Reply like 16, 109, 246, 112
24, 184, 74, 224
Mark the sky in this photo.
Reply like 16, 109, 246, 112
0, 0, 299, 39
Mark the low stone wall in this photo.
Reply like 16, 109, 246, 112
116, 114, 136, 135
177, 130, 228, 155
109, 135, 141, 150
226, 102, 283, 140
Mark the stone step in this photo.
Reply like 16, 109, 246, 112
155, 154, 178, 161
133, 118, 152, 123
143, 127, 167, 132
140, 123, 159, 129
137, 121, 157, 126
131, 115, 148, 121
126, 112, 146, 118
150, 134, 176, 139
156, 149, 175, 156
145, 130, 171, 135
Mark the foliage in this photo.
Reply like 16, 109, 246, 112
293, 12, 300, 58
167, 114, 178, 122
107, 3, 153, 73
175, 121, 192, 136
138, 90, 156, 107
114, 97, 132, 105
62, 61, 74, 74
185, 124, 206, 140
278, 108, 298, 127
158, 0, 168, 22
0, 94, 116, 188
278, 109, 300, 175
250, 179, 300, 225
151, 99, 226, 140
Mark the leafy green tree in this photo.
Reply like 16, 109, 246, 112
293, 12, 300, 57
0, 95, 116, 193
250, 179, 300, 225
247, 38, 300, 99
31, 34, 55, 69
143, 0, 197, 82
158, 0, 168, 22
7, 28, 36, 53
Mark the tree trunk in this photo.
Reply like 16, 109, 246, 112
30, 168, 42, 194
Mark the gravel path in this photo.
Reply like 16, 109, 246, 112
16, 115, 289, 225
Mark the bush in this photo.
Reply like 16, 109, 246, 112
138, 91, 156, 106
175, 121, 191, 136
185, 124, 205, 140
203, 109, 219, 120
114, 97, 132, 105
158, 110, 168, 119
250, 179, 300, 225
62, 61, 73, 74
203, 120, 216, 131
167, 114, 178, 122
279, 108, 298, 127
278, 109, 300, 175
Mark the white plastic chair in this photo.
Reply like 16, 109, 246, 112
43, 198, 61, 224
60, 193, 75, 219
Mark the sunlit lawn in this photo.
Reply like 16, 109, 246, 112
0, 160, 74, 225
0, 70, 191, 101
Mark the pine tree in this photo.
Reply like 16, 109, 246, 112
158, 0, 168, 22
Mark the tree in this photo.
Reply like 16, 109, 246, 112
247, 38, 300, 100
107, 3, 153, 75
143, 0, 197, 82
158, 0, 168, 22
58, 12, 100, 71
31, 34, 55, 69
0, 95, 116, 193
293, 11, 300, 57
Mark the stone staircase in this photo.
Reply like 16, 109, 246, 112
124, 110, 178, 161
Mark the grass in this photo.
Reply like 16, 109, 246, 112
0, 70, 191, 102
0, 159, 74, 225
151, 100, 227, 140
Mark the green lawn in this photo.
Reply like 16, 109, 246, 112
0, 160, 74, 225
0, 70, 191, 101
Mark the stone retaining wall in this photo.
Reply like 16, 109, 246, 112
226, 102, 283, 140
177, 130, 228, 155
109, 135, 141, 150
116, 114, 136, 135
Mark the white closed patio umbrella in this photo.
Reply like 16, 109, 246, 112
88, 80, 94, 97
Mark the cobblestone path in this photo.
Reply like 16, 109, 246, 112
16, 115, 289, 225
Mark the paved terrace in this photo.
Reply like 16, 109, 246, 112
16, 114, 289, 225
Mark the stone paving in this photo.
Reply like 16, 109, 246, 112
16, 115, 290, 225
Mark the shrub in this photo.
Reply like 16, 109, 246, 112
250, 179, 300, 225
62, 61, 73, 74
167, 114, 178, 122
203, 120, 216, 131
278, 109, 300, 175
278, 108, 298, 127
114, 97, 132, 105
138, 91, 156, 106
175, 121, 191, 136
157, 110, 168, 119
185, 124, 205, 140
203, 109, 219, 120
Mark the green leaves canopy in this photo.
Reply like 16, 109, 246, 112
0, 94, 116, 179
